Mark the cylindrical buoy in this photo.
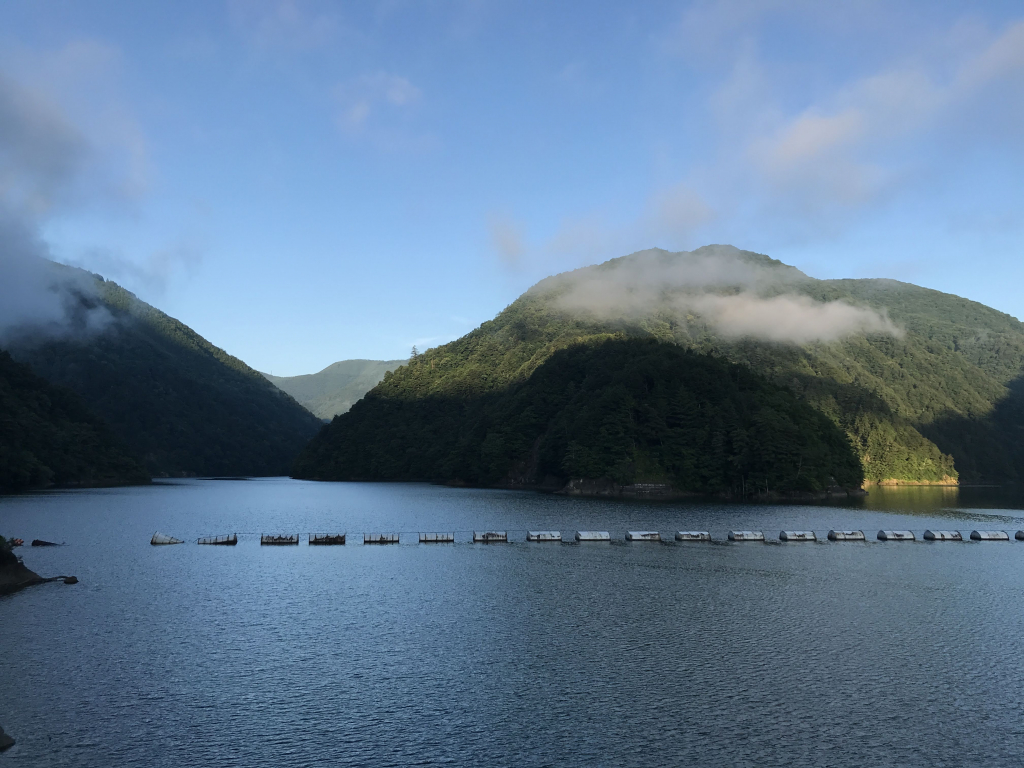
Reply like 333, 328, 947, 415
923, 530, 962, 541
779, 531, 816, 542
675, 531, 711, 541
877, 530, 915, 541
626, 531, 661, 541
827, 530, 865, 541
728, 531, 765, 542
970, 530, 1009, 541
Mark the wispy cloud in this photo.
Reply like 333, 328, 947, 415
538, 246, 900, 345
487, 183, 716, 272
335, 71, 421, 130
0, 74, 111, 340
487, 213, 524, 267
227, 0, 339, 51
65, 243, 204, 298
650, 13, 1024, 244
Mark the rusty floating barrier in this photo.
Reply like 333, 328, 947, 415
419, 532, 454, 543
527, 531, 561, 542
197, 534, 237, 546
364, 533, 399, 544
626, 531, 661, 542
675, 531, 711, 542
151, 532, 183, 545
261, 534, 299, 546
473, 531, 507, 543
309, 533, 346, 545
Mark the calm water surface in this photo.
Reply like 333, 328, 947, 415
2, 479, 1024, 767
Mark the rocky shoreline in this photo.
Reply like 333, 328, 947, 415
0, 546, 77, 596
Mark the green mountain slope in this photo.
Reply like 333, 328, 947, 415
8, 265, 322, 477
263, 359, 405, 420
0, 350, 148, 490
294, 338, 864, 494
294, 246, 1024, 488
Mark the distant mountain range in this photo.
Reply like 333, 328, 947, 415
5, 264, 322, 480
294, 245, 1024, 493
263, 359, 405, 420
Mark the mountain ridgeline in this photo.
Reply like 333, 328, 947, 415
6, 264, 323, 479
263, 359, 405, 420
294, 246, 1024, 493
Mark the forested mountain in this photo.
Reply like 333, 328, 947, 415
0, 350, 148, 490
294, 338, 864, 494
263, 359, 405, 420
294, 245, 1024, 490
7, 265, 322, 477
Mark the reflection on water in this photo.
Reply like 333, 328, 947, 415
2, 478, 1024, 768
859, 484, 1024, 520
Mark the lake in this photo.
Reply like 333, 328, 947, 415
2, 479, 1024, 767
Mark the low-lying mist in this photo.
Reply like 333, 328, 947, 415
0, 73, 111, 345
540, 246, 901, 344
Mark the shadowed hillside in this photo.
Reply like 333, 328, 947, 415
7, 265, 323, 477
0, 350, 148, 490
294, 338, 864, 495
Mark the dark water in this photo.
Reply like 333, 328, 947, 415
3, 480, 1024, 767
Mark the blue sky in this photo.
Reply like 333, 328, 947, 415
1, 0, 1022, 375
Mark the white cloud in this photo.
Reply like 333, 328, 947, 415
488, 184, 716, 272
741, 20, 1024, 216
2, 40, 151, 206
540, 246, 900, 345
487, 214, 524, 267
228, 0, 339, 50
335, 72, 422, 130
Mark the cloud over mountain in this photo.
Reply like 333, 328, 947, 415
540, 246, 901, 344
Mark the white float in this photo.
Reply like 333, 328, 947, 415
970, 530, 1009, 541
779, 531, 816, 542
626, 531, 661, 541
827, 530, 865, 541
675, 531, 711, 542
728, 531, 765, 542
923, 530, 962, 541
527, 531, 562, 542
877, 530, 915, 541
575, 531, 610, 541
